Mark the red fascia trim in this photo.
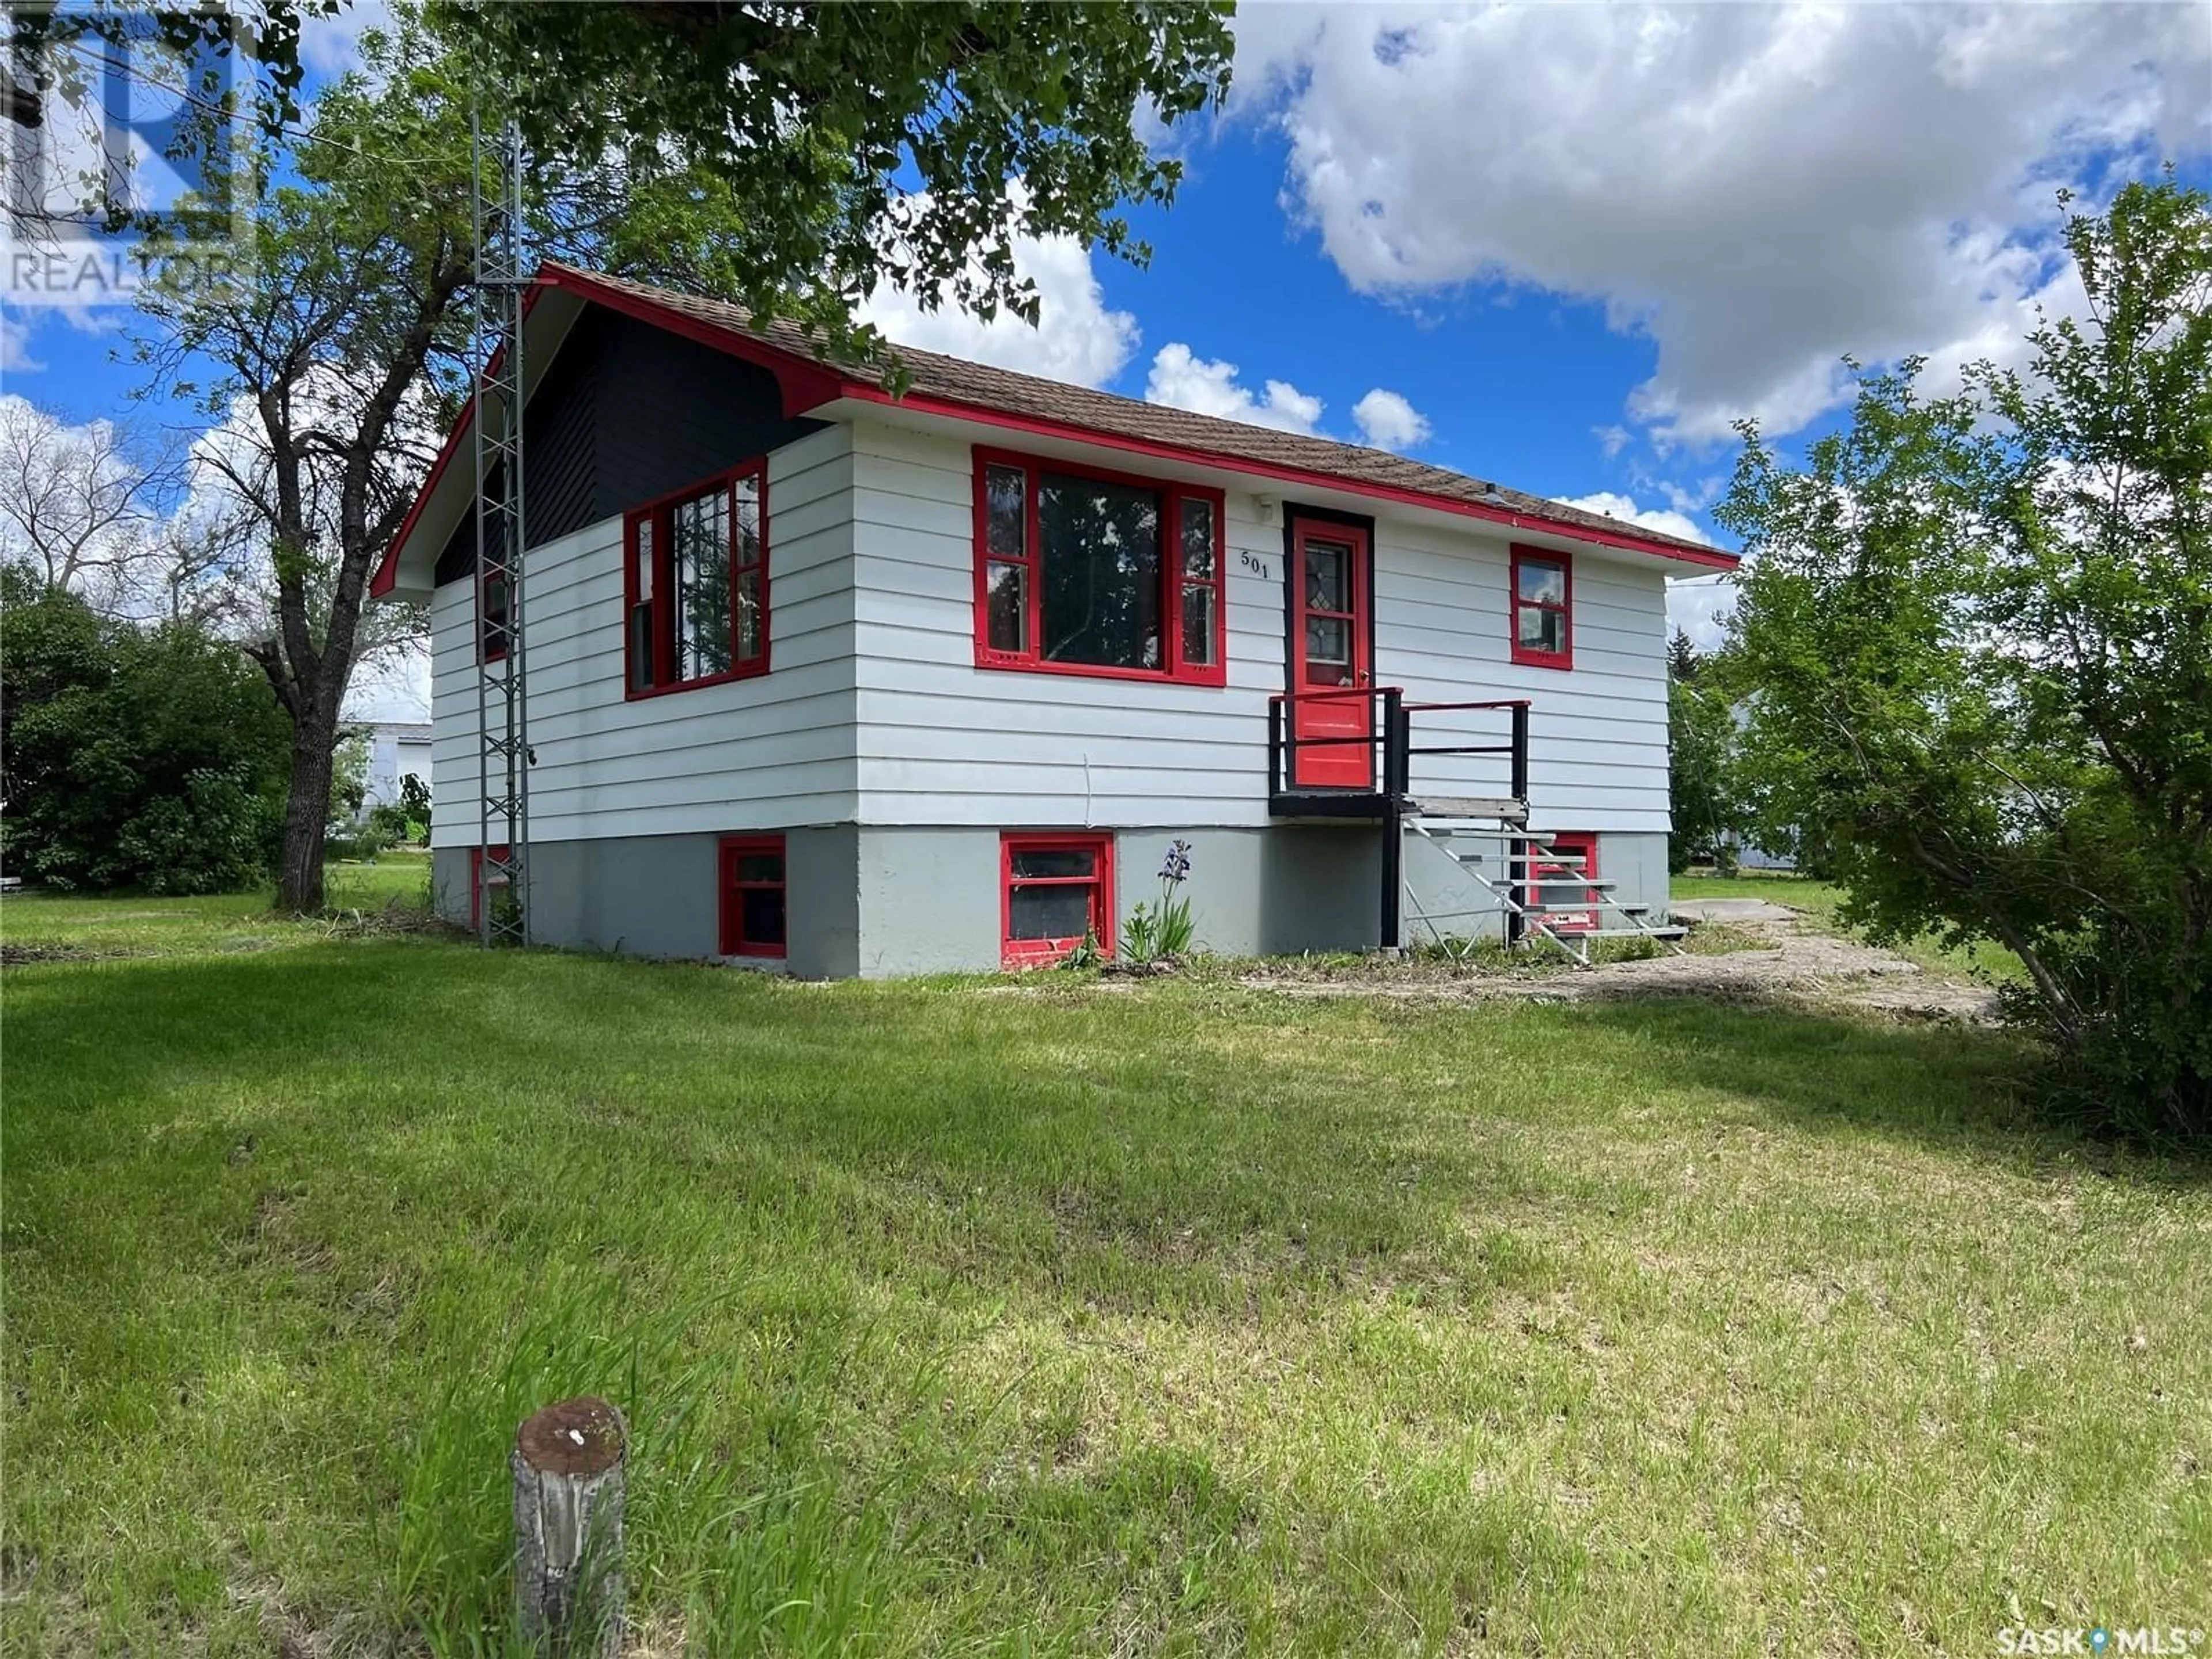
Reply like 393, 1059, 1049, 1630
970, 445, 1229, 688
850, 385, 1736, 570
537, 266, 847, 416
718, 833, 787, 958
370, 285, 551, 600
1000, 831, 1116, 968
1509, 543, 1574, 671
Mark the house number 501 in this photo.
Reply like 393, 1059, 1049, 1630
1239, 551, 1272, 579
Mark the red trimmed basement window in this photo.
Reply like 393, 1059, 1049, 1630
1001, 833, 1115, 967
974, 448, 1225, 685
625, 461, 768, 696
1510, 546, 1573, 669
469, 844, 510, 930
718, 835, 787, 958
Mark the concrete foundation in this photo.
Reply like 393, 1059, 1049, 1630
434, 823, 1669, 978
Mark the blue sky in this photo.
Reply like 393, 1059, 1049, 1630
5, 2, 2209, 711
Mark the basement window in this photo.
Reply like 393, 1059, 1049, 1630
624, 462, 768, 696
469, 844, 510, 931
1509, 546, 1573, 669
718, 835, 787, 958
974, 449, 1225, 685
1001, 832, 1115, 967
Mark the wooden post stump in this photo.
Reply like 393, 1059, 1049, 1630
512, 1396, 627, 1657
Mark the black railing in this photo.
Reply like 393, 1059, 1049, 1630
1266, 687, 1530, 806
1266, 690, 1533, 952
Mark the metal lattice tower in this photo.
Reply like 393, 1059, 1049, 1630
471, 111, 529, 946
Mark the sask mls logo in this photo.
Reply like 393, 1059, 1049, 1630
5, 2, 257, 306
1999, 1628, 2207, 1656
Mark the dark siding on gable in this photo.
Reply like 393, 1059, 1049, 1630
433, 305, 828, 584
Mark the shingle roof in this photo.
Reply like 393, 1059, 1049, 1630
538, 261, 1730, 567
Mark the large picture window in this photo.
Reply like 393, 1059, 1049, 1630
624, 463, 768, 696
973, 449, 1225, 685
1001, 832, 1115, 967
1509, 546, 1573, 670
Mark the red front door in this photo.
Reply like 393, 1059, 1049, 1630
1290, 520, 1373, 789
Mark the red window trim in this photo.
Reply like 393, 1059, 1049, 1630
971, 446, 1228, 688
622, 460, 770, 699
1535, 831, 1600, 935
469, 844, 510, 931
1000, 831, 1116, 968
1509, 543, 1573, 670
718, 833, 787, 959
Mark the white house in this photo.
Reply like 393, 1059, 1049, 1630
356, 721, 433, 819
370, 264, 1736, 976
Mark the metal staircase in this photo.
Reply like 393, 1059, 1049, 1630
1264, 685, 1684, 968
1403, 818, 1687, 967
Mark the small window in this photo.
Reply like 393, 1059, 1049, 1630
718, 835, 786, 958
624, 463, 769, 696
974, 450, 1224, 685
1001, 833, 1115, 967
1510, 546, 1572, 669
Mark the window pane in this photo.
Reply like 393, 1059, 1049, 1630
740, 886, 786, 947
735, 851, 783, 883
1304, 541, 1350, 613
627, 604, 653, 691
737, 567, 763, 661
1180, 582, 1215, 666
1010, 847, 1096, 880
986, 464, 1026, 559
1518, 603, 1566, 656
634, 518, 654, 601
672, 487, 734, 680
1039, 472, 1161, 671
1517, 558, 1566, 605
1306, 615, 1350, 666
1180, 498, 1215, 578
985, 560, 1027, 653
1009, 882, 1092, 941
734, 474, 762, 569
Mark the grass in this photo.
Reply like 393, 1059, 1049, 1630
1673, 869, 2029, 984
6, 885, 2209, 1656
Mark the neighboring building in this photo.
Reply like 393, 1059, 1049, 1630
370, 263, 1737, 976
357, 721, 433, 820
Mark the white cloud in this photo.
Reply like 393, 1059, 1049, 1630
1666, 574, 1737, 652
299, 0, 394, 79
1593, 424, 1630, 460
1144, 343, 1325, 433
1351, 387, 1430, 451
859, 217, 1138, 388
1, 313, 40, 375
1558, 490, 1706, 546
1233, 4, 2211, 447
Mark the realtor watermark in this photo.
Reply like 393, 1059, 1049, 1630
5, 2, 257, 308
1999, 1627, 2207, 1656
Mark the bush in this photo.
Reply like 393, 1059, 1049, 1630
0, 568, 292, 893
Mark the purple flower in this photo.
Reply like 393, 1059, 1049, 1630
1160, 839, 1192, 884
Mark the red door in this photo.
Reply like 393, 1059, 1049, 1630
1290, 520, 1373, 788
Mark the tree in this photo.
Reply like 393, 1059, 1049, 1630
1718, 177, 2211, 1134
0, 565, 292, 893
136, 2, 1232, 914
1665, 631, 1745, 873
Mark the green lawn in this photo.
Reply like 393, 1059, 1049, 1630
5, 888, 2207, 1656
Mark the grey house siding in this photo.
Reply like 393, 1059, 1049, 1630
433, 307, 828, 583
